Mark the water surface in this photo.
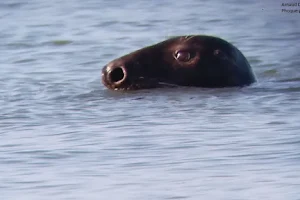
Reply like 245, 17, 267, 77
1, 0, 300, 199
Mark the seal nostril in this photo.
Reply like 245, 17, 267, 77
109, 67, 125, 83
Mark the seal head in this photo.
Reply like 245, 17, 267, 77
102, 35, 256, 90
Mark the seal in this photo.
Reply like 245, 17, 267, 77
102, 35, 256, 90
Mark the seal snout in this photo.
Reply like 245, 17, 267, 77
102, 64, 127, 89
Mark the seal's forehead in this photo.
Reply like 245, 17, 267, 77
161, 35, 202, 51
174, 35, 203, 46
164, 35, 198, 44
180, 35, 197, 42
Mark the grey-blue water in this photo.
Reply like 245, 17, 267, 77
1, 0, 300, 199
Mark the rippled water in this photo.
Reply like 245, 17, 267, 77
1, 0, 300, 199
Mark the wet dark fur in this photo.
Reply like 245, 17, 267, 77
102, 35, 256, 90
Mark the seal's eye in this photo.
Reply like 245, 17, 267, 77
174, 51, 191, 62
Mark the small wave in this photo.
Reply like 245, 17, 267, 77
280, 87, 300, 92
205, 19, 223, 23
7, 42, 35, 48
0, 2, 25, 9
248, 57, 263, 65
51, 40, 73, 46
263, 69, 278, 76
278, 77, 300, 83
13, 59, 36, 64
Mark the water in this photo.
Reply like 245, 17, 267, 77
1, 0, 300, 199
